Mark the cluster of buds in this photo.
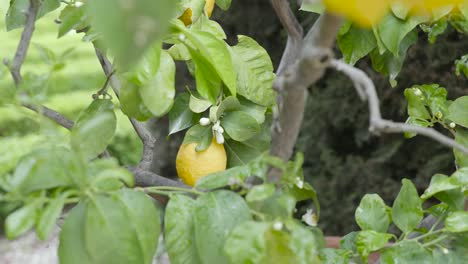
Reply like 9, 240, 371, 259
199, 118, 225, 144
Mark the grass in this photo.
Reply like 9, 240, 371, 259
0, 3, 142, 171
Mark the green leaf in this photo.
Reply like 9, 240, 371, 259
246, 184, 276, 202
320, 248, 353, 264
455, 55, 468, 78
187, 48, 222, 103
262, 227, 298, 263
92, 166, 135, 191
71, 99, 117, 160
392, 179, 423, 234
11, 146, 85, 193
5, 201, 40, 239
434, 188, 465, 211
224, 221, 271, 264
36, 193, 67, 241
58, 2, 88, 37
338, 25, 377, 65
119, 81, 153, 121
447, 96, 468, 128
380, 240, 432, 264
169, 93, 199, 135
194, 190, 252, 264
238, 98, 267, 124
221, 111, 260, 142
248, 192, 296, 220
371, 29, 418, 85
230, 35, 276, 106
300, 2, 325, 13
355, 194, 390, 233
451, 167, 468, 187
181, 29, 237, 98
165, 195, 202, 264
139, 50, 176, 117
356, 230, 393, 260
195, 164, 252, 190
287, 221, 324, 264
87, 0, 176, 68
404, 87, 431, 120
6, 0, 61, 31
420, 19, 448, 44
454, 128, 468, 168
421, 174, 459, 200
445, 212, 468, 233
215, 0, 231, 10
189, 94, 212, 113
58, 202, 90, 263
191, 14, 226, 40
182, 124, 213, 152
59, 189, 161, 264
376, 14, 424, 57
340, 232, 359, 251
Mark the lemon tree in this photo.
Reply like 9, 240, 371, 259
1, 0, 468, 263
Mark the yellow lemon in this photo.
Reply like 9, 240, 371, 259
179, 0, 216, 26
176, 139, 227, 186
323, 0, 390, 27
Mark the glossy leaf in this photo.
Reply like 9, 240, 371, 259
182, 124, 213, 152
224, 221, 270, 264
338, 25, 376, 65
246, 184, 276, 202
140, 51, 176, 116
380, 240, 432, 264
221, 111, 260, 142
58, 2, 88, 37
448, 96, 468, 128
356, 230, 392, 260
59, 189, 161, 264
36, 194, 67, 240
5, 201, 40, 239
421, 174, 459, 200
194, 190, 252, 264
87, 0, 176, 68
165, 195, 202, 264
454, 128, 468, 168
392, 179, 423, 234
230, 35, 276, 106
189, 94, 212, 113
320, 248, 353, 264
404, 88, 431, 120
195, 164, 252, 190
71, 99, 117, 160
11, 146, 85, 193
169, 93, 199, 135
445, 212, 468, 233
6, 0, 61, 31
355, 194, 390, 233
119, 81, 153, 121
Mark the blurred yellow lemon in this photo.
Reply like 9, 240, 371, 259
176, 138, 227, 186
179, 0, 216, 26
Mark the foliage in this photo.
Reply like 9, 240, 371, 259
0, 0, 467, 263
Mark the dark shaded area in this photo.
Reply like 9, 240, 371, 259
212, 0, 467, 235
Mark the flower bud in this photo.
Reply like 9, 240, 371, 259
449, 122, 456, 129
215, 131, 224, 144
414, 88, 422, 96
75, 1, 84, 7
199, 117, 210, 126
179, 34, 186, 42
273, 221, 283, 231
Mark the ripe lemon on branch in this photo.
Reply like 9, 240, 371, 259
179, 0, 216, 26
176, 138, 227, 186
322, 0, 467, 26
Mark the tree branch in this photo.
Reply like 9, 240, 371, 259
94, 47, 156, 171
270, 12, 342, 162
270, 0, 303, 74
3, 0, 40, 86
22, 103, 74, 130
330, 59, 468, 155
130, 168, 189, 188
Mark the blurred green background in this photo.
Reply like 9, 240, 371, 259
0, 2, 142, 176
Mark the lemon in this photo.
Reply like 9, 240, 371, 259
323, 0, 390, 27
179, 0, 216, 26
176, 138, 227, 186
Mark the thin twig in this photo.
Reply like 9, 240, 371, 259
22, 103, 74, 130
94, 46, 156, 171
4, 0, 40, 86
330, 59, 468, 155
270, 0, 303, 74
